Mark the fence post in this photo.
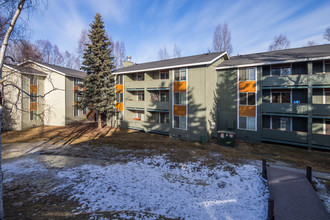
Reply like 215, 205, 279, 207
262, 159, 267, 179
306, 166, 312, 183
267, 198, 274, 220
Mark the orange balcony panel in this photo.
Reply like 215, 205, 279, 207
116, 84, 123, 93
239, 106, 256, 117
83, 86, 86, 91
174, 105, 186, 116
30, 85, 37, 93
30, 102, 37, 111
74, 86, 79, 91
74, 102, 78, 106
173, 81, 186, 92
239, 81, 256, 92
116, 102, 123, 111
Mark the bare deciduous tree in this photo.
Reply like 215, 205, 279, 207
76, 28, 89, 68
53, 44, 64, 66
306, 41, 315, 46
212, 22, 233, 55
158, 45, 171, 60
172, 44, 181, 58
113, 40, 126, 69
324, 27, 330, 42
268, 34, 290, 51
36, 39, 53, 63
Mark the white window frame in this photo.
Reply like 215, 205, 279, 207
239, 92, 256, 106
172, 68, 188, 130
238, 116, 256, 131
135, 111, 144, 121
137, 73, 145, 81
270, 64, 292, 76
159, 71, 169, 80
137, 91, 145, 101
270, 89, 292, 103
29, 75, 38, 121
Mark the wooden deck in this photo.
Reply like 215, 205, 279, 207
267, 166, 330, 220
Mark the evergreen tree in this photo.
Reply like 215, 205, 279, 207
78, 13, 115, 130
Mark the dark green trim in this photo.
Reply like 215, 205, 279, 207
146, 87, 169, 91
262, 113, 308, 118
127, 88, 144, 91
312, 115, 330, 119
147, 109, 169, 113
126, 107, 144, 111
262, 86, 308, 89
311, 145, 330, 150
312, 85, 330, 89
146, 130, 169, 135
262, 138, 308, 147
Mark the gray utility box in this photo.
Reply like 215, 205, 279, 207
217, 130, 236, 147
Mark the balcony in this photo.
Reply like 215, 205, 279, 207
262, 129, 307, 145
262, 74, 308, 87
262, 103, 308, 115
310, 73, 330, 85
312, 134, 330, 149
312, 104, 330, 115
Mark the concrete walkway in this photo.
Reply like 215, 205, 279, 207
267, 166, 330, 220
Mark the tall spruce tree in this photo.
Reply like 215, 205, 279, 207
79, 13, 115, 130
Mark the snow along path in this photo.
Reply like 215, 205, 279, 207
4, 155, 269, 219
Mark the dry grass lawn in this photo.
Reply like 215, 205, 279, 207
3, 122, 330, 173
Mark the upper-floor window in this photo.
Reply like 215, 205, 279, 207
160, 71, 169, 79
313, 60, 330, 74
137, 91, 144, 101
150, 90, 169, 102
116, 93, 123, 102
174, 92, 186, 105
116, 75, 123, 84
174, 69, 186, 81
74, 78, 83, 86
313, 88, 330, 104
239, 93, 255, 105
271, 65, 291, 76
272, 90, 290, 103
137, 73, 144, 81
239, 68, 256, 81
30, 75, 38, 85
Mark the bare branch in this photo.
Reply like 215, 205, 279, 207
268, 34, 290, 51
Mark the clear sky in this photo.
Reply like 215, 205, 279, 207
27, 0, 330, 63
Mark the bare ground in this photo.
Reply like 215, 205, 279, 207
2, 122, 330, 219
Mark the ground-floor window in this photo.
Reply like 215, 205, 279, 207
263, 115, 307, 132
174, 116, 186, 129
83, 107, 87, 115
116, 111, 123, 121
30, 111, 37, 120
160, 112, 169, 124
239, 116, 255, 130
135, 111, 144, 121
312, 118, 330, 135
74, 106, 79, 117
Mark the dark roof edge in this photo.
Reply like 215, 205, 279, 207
114, 52, 228, 74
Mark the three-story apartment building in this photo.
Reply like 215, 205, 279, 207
113, 52, 229, 141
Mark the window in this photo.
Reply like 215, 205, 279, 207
160, 112, 169, 124
271, 66, 291, 76
239, 93, 255, 105
174, 116, 186, 129
313, 61, 324, 74
239, 116, 255, 130
116, 93, 123, 102
83, 107, 87, 115
30, 93, 37, 103
74, 106, 79, 117
174, 69, 186, 81
150, 91, 169, 102
30, 75, 37, 85
150, 112, 159, 123
116, 111, 123, 121
137, 73, 144, 81
116, 75, 123, 84
326, 119, 330, 135
74, 92, 78, 103
326, 89, 330, 104
174, 92, 186, 105
74, 78, 83, 86
30, 111, 37, 120
160, 71, 169, 79
271, 90, 291, 103
137, 91, 144, 101
239, 68, 256, 81
160, 91, 169, 102
272, 116, 290, 131
136, 111, 144, 121
325, 61, 330, 73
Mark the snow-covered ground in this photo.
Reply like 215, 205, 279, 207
3, 155, 270, 219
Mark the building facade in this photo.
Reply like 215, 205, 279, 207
216, 44, 330, 150
112, 52, 229, 141
113, 44, 330, 150
2, 61, 87, 130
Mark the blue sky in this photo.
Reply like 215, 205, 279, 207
27, 0, 330, 63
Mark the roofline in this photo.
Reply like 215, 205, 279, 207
19, 60, 86, 79
3, 64, 47, 76
215, 56, 330, 70
114, 52, 228, 75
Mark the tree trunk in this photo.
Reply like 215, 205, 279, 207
97, 112, 102, 130
0, 1, 26, 218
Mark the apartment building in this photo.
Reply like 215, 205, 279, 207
2, 61, 87, 130
216, 44, 330, 150
112, 52, 229, 141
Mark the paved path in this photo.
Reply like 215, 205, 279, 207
267, 166, 330, 220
